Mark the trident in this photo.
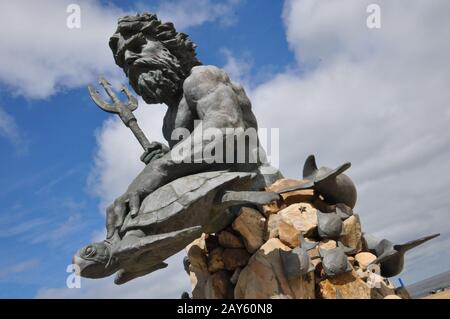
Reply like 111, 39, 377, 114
88, 77, 152, 152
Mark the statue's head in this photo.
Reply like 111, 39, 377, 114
109, 12, 201, 105
73, 241, 117, 279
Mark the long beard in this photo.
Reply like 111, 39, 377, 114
128, 51, 185, 105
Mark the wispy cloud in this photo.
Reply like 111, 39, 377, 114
0, 106, 28, 154
221, 48, 253, 88
0, 259, 40, 280
34, 169, 77, 195
0, 218, 49, 238
149, 0, 243, 29
30, 214, 84, 245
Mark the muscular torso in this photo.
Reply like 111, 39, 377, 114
162, 65, 258, 148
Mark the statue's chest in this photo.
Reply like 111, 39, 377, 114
163, 100, 197, 147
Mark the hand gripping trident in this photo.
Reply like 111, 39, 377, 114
88, 77, 152, 151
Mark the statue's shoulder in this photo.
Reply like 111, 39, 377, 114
183, 65, 231, 98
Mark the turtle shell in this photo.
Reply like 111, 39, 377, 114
120, 170, 256, 235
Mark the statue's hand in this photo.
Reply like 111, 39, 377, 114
105, 160, 168, 240
105, 187, 144, 240
140, 142, 169, 165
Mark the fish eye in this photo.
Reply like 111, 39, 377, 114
84, 246, 96, 257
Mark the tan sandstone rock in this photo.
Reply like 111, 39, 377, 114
319, 239, 337, 250
186, 235, 209, 299
234, 238, 315, 299
355, 252, 377, 270
208, 247, 225, 273
348, 256, 355, 265
384, 295, 401, 299
205, 234, 219, 253
278, 221, 300, 248
230, 268, 242, 285
340, 214, 363, 252
318, 270, 372, 299
218, 230, 244, 249
266, 213, 282, 240
374, 279, 397, 298
278, 203, 318, 237
263, 179, 315, 215
232, 207, 266, 253
222, 248, 250, 271
205, 270, 234, 299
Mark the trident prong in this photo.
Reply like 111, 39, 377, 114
88, 76, 151, 151
121, 84, 138, 112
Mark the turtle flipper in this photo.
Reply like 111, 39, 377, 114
116, 226, 203, 258
394, 233, 440, 253
369, 249, 397, 266
299, 234, 318, 251
114, 262, 168, 285
303, 154, 318, 179
220, 190, 281, 206
276, 179, 315, 194
314, 162, 351, 185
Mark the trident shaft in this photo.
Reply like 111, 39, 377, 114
88, 77, 151, 151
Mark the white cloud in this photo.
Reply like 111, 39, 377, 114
36, 253, 190, 299
150, 0, 242, 29
0, 107, 27, 154
0, 0, 125, 99
0, 259, 40, 280
221, 48, 253, 88
0, 0, 242, 99
250, 0, 450, 284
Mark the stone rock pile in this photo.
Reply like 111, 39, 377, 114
184, 178, 408, 299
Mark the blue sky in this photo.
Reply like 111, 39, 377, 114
0, 0, 295, 298
1, 0, 449, 298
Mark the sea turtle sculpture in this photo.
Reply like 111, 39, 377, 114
319, 242, 354, 277
317, 210, 343, 240
364, 233, 440, 277
278, 155, 357, 209
280, 234, 318, 279
74, 169, 281, 284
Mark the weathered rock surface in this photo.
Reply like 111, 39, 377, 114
234, 238, 315, 299
205, 270, 233, 299
278, 203, 318, 237
222, 248, 250, 271
185, 178, 404, 299
218, 230, 244, 249
186, 235, 209, 299
266, 213, 281, 240
232, 207, 266, 253
355, 252, 377, 270
319, 239, 337, 250
230, 268, 242, 285
262, 179, 315, 216
340, 214, 362, 252
318, 270, 372, 299
207, 247, 225, 273
278, 221, 300, 248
